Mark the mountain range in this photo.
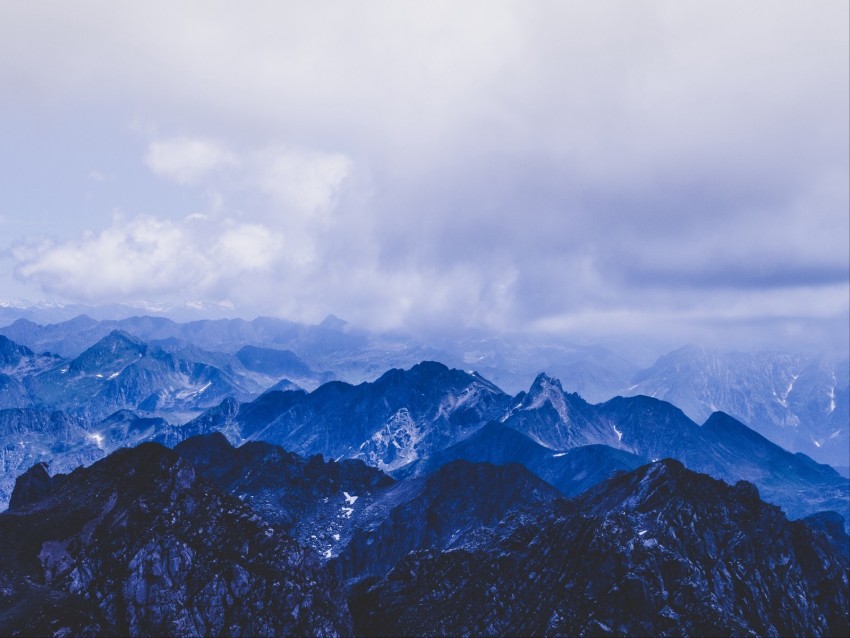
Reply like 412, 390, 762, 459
2, 313, 845, 466
172, 364, 847, 527
0, 311, 848, 634
1, 329, 847, 529
1, 436, 846, 636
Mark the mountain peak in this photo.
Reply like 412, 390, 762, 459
318, 314, 347, 330
529, 372, 564, 395
70, 330, 147, 374
8, 461, 53, 510
409, 360, 451, 376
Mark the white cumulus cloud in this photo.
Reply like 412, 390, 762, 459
13, 215, 283, 304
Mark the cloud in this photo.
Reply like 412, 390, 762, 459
0, 1, 847, 351
13, 215, 283, 303
144, 137, 237, 185
254, 148, 353, 218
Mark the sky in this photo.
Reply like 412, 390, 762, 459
0, 1, 847, 352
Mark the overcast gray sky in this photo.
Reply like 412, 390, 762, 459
0, 1, 847, 351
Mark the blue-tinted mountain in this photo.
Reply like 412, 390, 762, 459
232, 344, 333, 391
396, 421, 645, 498
94, 409, 171, 449
182, 361, 512, 471
352, 459, 849, 637
0, 408, 104, 510
0, 335, 35, 369
22, 330, 260, 421
172, 434, 560, 582
173, 432, 394, 557
503, 376, 850, 525
0, 315, 104, 358
235, 344, 312, 377
2, 313, 845, 466
500, 373, 605, 449
624, 346, 850, 466
262, 377, 304, 393
0, 336, 60, 405
0, 443, 351, 636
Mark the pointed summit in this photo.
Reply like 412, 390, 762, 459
69, 330, 146, 374
528, 372, 565, 397
318, 314, 347, 331
8, 461, 53, 510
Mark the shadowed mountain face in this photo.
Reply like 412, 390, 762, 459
172, 434, 561, 581
174, 433, 395, 558
352, 460, 850, 638
3, 437, 847, 637
0, 443, 352, 637
330, 459, 562, 585
394, 421, 645, 498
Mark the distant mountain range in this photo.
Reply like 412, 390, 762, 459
0, 320, 847, 529
2, 313, 845, 466
622, 345, 849, 467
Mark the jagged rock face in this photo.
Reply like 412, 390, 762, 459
0, 335, 34, 368
0, 444, 352, 636
7, 461, 52, 510
185, 361, 513, 471
0, 336, 59, 410
803, 511, 850, 561
174, 433, 395, 558
500, 374, 602, 449
177, 435, 562, 584
352, 460, 850, 638
0, 335, 61, 375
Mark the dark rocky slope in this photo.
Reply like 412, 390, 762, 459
0, 443, 351, 636
352, 460, 850, 637
174, 432, 395, 558
331, 459, 562, 584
